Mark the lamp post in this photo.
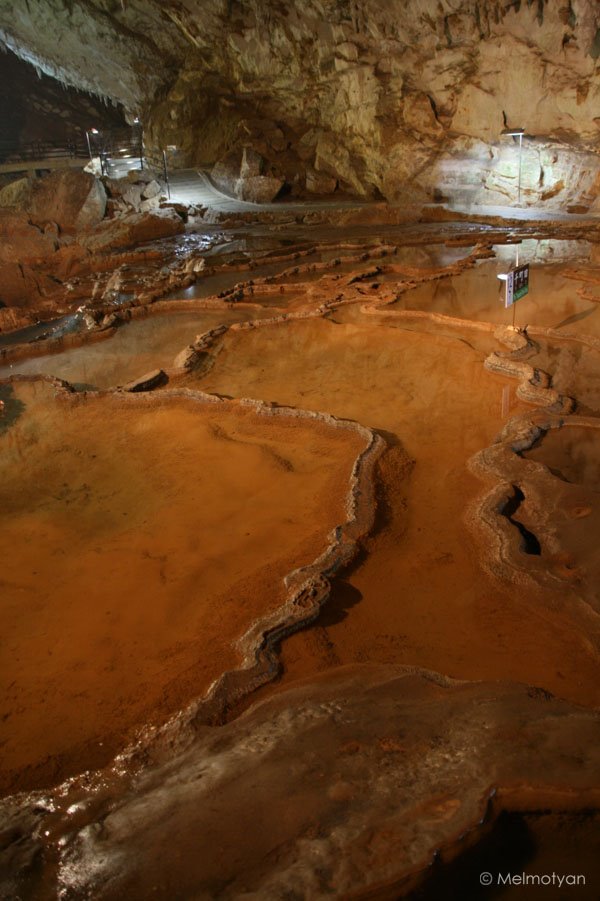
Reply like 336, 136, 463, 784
162, 149, 171, 199
132, 117, 144, 170
499, 127, 529, 330
501, 127, 525, 206
85, 127, 100, 163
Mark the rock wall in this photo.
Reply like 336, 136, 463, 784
0, 1, 599, 207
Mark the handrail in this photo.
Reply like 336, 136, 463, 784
0, 139, 88, 163
0, 127, 143, 165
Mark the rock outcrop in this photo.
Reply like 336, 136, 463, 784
1, 1, 598, 208
104, 170, 164, 216
3, 666, 600, 899
80, 208, 184, 253
0, 168, 184, 330
211, 148, 284, 203
29, 169, 107, 232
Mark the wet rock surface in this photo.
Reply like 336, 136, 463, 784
2, 0, 600, 895
1, 223, 600, 897
0, 167, 190, 332
2, 667, 600, 900
0, 379, 367, 795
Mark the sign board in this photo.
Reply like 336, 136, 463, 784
505, 263, 529, 308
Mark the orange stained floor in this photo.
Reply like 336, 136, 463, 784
194, 314, 600, 709
0, 379, 364, 794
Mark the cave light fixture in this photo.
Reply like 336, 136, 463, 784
85, 127, 100, 161
499, 126, 528, 328
501, 126, 525, 206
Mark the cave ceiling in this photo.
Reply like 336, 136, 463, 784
1, 1, 599, 199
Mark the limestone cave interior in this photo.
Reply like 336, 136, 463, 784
1, 1, 600, 898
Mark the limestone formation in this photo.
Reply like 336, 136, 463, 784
1, 1, 598, 207
234, 174, 284, 203
212, 150, 284, 203
121, 369, 168, 392
80, 208, 184, 253
305, 166, 338, 195
2, 667, 600, 899
0, 178, 31, 209
29, 169, 107, 232
1, 4, 600, 897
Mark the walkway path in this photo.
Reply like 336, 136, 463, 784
168, 170, 600, 223
0, 156, 86, 175
168, 169, 368, 214
443, 201, 600, 223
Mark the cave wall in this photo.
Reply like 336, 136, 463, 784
0, 0, 599, 207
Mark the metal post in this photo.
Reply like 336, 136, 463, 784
513, 244, 519, 329
517, 132, 523, 206
163, 149, 171, 199
85, 130, 92, 161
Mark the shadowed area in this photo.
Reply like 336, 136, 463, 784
2, 666, 599, 900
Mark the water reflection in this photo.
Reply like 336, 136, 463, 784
525, 427, 600, 489
0, 383, 26, 433
396, 242, 600, 336
0, 309, 258, 389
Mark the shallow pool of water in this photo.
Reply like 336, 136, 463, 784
396, 256, 600, 335
0, 309, 258, 389
0, 378, 363, 794
191, 314, 600, 707
525, 425, 600, 489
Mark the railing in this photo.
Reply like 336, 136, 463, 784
0, 130, 174, 199
0, 137, 88, 164
145, 149, 172, 198
87, 127, 139, 178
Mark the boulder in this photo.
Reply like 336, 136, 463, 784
122, 185, 144, 210
212, 149, 283, 202
211, 151, 242, 196
0, 209, 57, 264
121, 369, 168, 392
83, 158, 103, 177
139, 197, 160, 213
29, 169, 107, 233
235, 175, 284, 203
103, 177, 129, 198
158, 201, 189, 221
240, 147, 263, 178
80, 209, 185, 253
0, 258, 62, 307
142, 179, 162, 200
127, 168, 153, 184
305, 167, 337, 195
0, 177, 31, 209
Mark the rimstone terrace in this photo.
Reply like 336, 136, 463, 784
1, 2, 600, 899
